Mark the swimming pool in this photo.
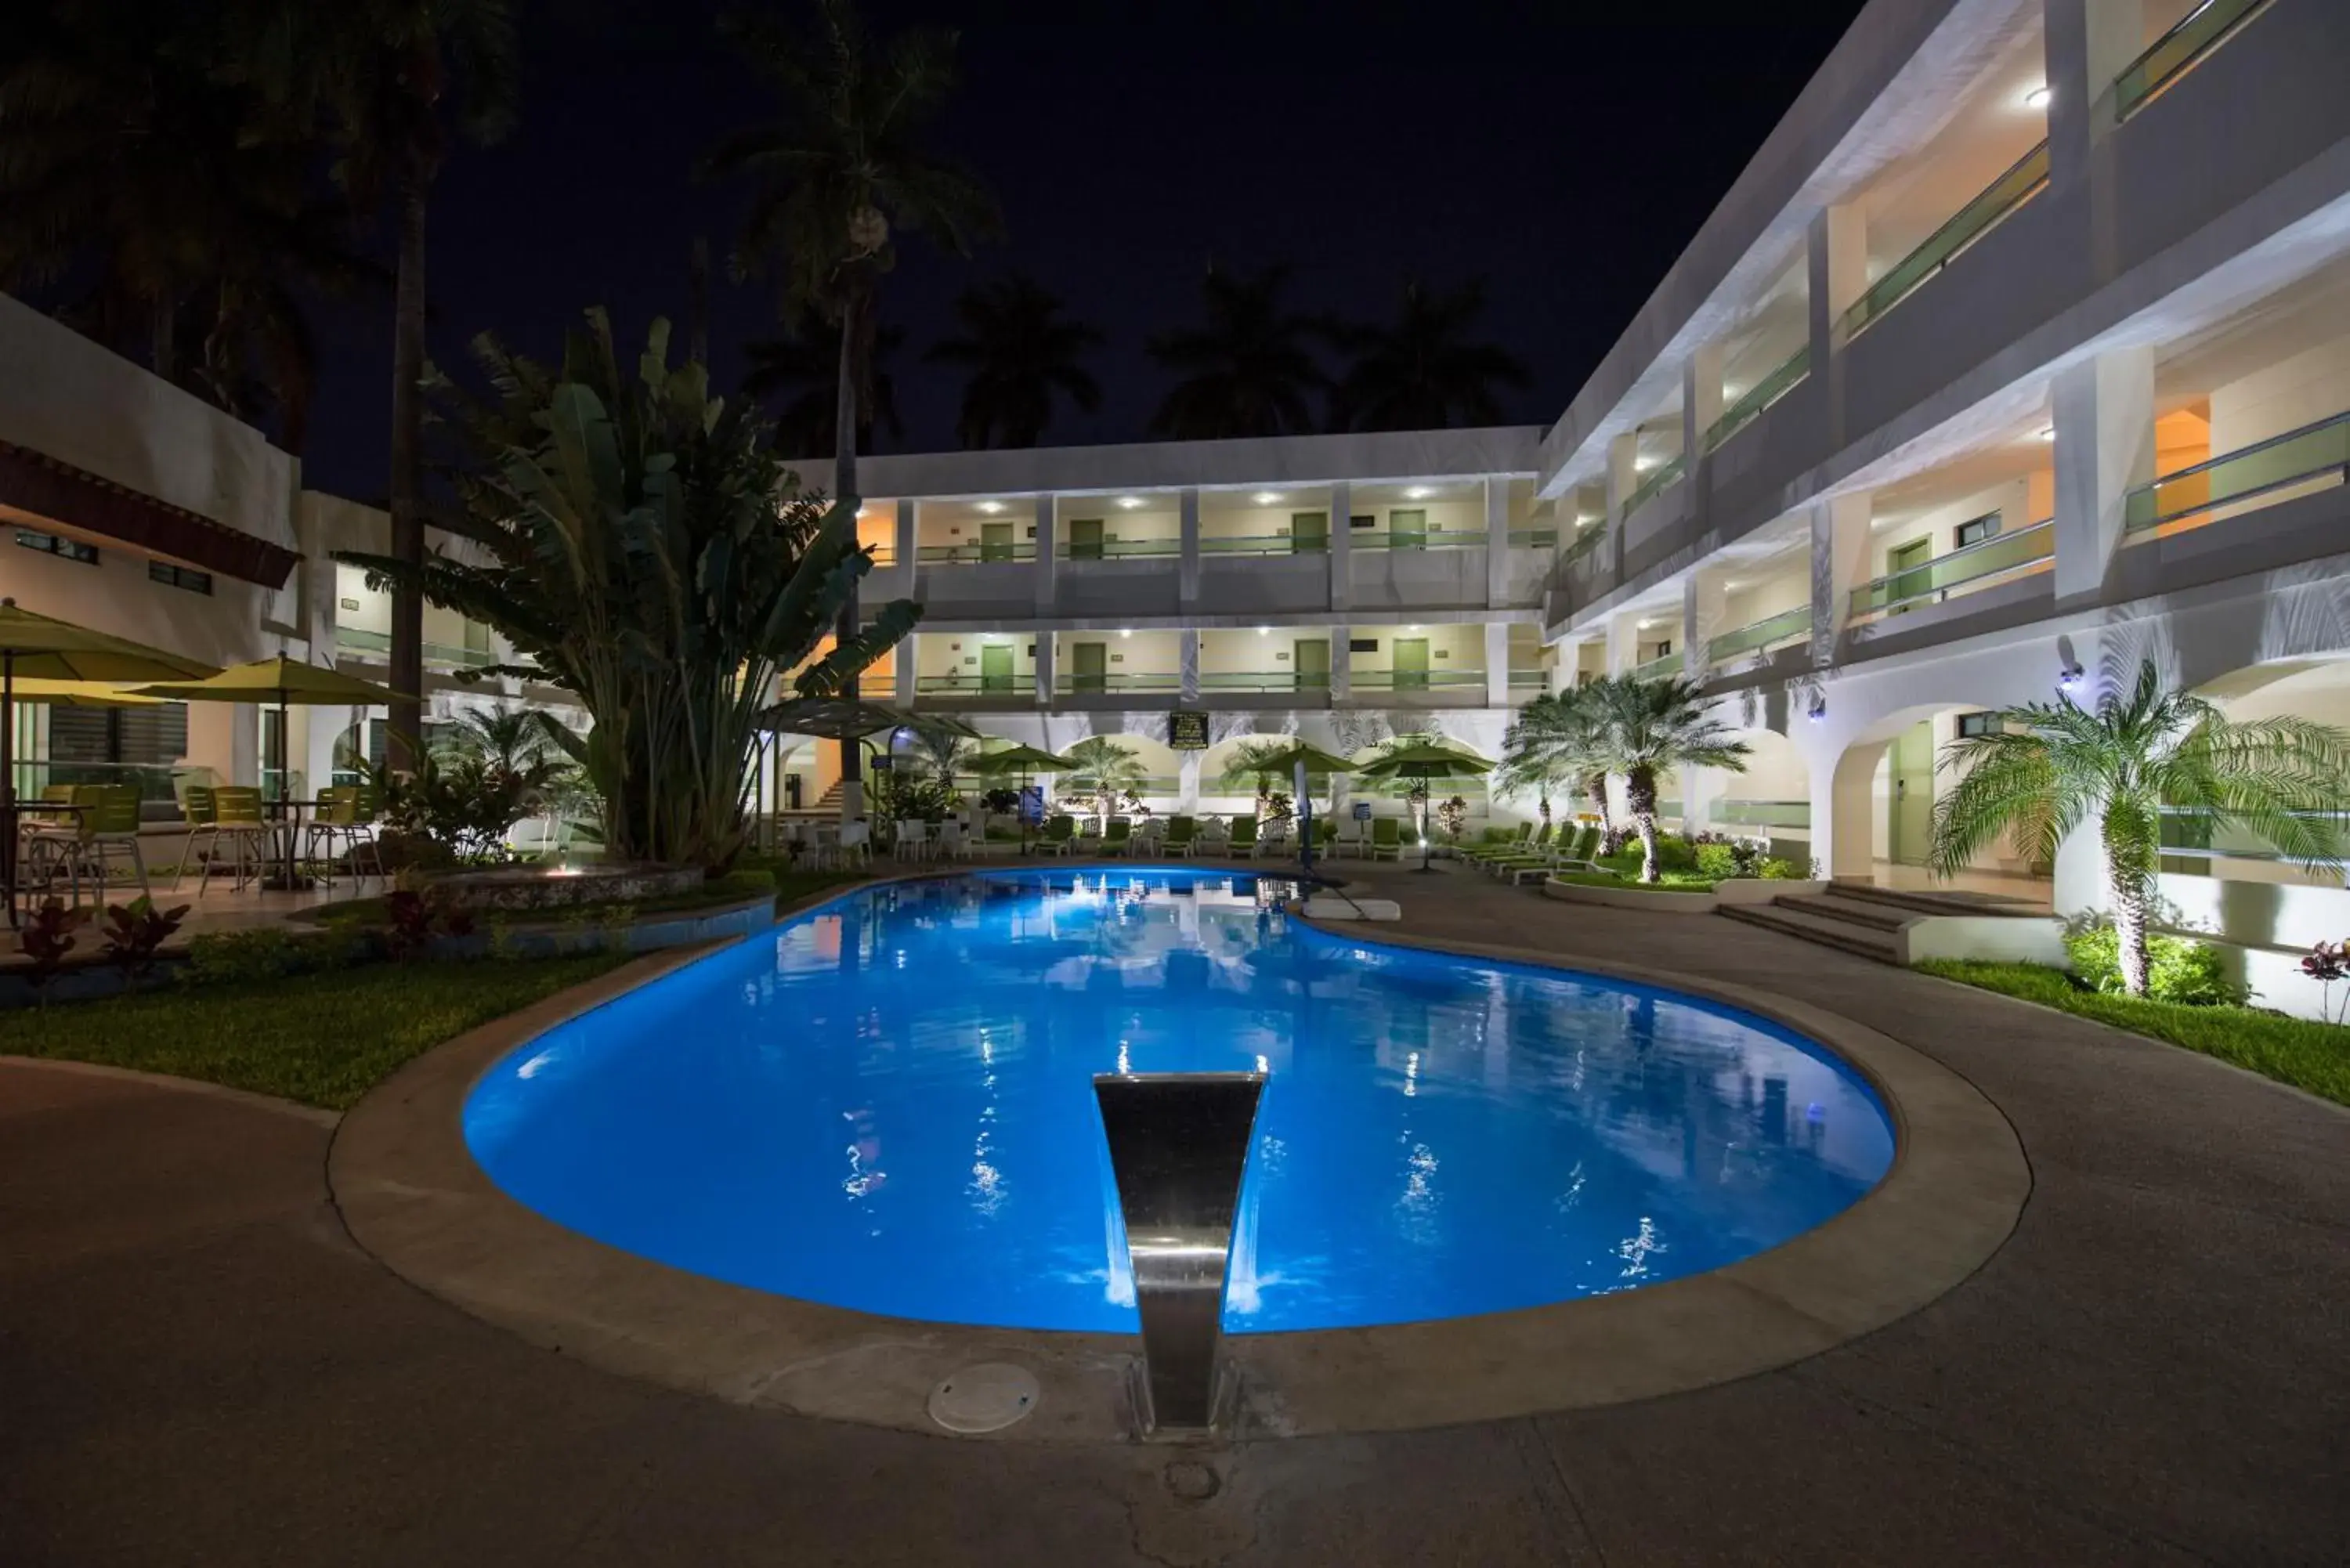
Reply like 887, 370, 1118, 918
464, 868, 1895, 1334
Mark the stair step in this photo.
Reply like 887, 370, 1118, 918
1773, 892, 1912, 933
1827, 882, 2038, 919
1719, 902, 1904, 963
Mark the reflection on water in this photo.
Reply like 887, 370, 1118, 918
468, 868, 1895, 1334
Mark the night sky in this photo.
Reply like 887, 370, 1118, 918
296, 0, 1867, 500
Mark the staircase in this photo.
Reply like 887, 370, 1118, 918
808, 780, 847, 815
1719, 883, 2041, 964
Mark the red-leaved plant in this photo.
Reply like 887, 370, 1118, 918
379, 891, 475, 962
2299, 938, 2350, 1025
17, 898, 90, 1003
100, 896, 192, 982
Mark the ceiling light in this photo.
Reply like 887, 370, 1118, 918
1117, 496, 1144, 510
1406, 624, 1422, 632
1256, 626, 1271, 637
978, 500, 1006, 514
1252, 491, 1282, 505
1637, 618, 1656, 630
2023, 85, 2051, 110
1404, 486, 1434, 500
1634, 456, 1659, 472
1119, 629, 1132, 639
2037, 426, 2055, 443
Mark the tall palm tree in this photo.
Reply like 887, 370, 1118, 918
1929, 660, 2350, 996
1147, 262, 1328, 440
1586, 674, 1752, 882
924, 273, 1103, 448
706, 0, 997, 799
743, 321, 906, 458
1061, 735, 1146, 833
903, 722, 970, 787
1497, 685, 1611, 833
1217, 738, 1294, 816
1326, 276, 1531, 432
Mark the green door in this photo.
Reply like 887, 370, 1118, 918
1888, 721, 1933, 865
1392, 637, 1430, 692
980, 644, 1014, 693
1293, 638, 1330, 692
981, 521, 1015, 562
1887, 537, 1932, 614
1068, 518, 1104, 561
1071, 641, 1108, 695
1388, 508, 1428, 551
1289, 511, 1329, 555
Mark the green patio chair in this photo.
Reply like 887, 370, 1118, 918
171, 784, 218, 891
1037, 814, 1077, 857
1105, 819, 1133, 856
1227, 815, 1258, 855
1368, 818, 1403, 861
1162, 815, 1198, 858
204, 786, 274, 895
1466, 820, 1536, 866
1483, 820, 1560, 876
1509, 823, 1608, 885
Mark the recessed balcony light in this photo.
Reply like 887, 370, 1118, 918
2023, 85, 2051, 110
1404, 485, 1434, 500
1634, 456, 1659, 472
1117, 496, 1144, 509
2037, 427, 2056, 443
1252, 491, 1282, 505
978, 500, 1006, 513
1256, 626, 1271, 636
1119, 629, 1132, 639
1407, 624, 1422, 632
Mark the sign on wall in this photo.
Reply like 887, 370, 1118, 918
1169, 710, 1209, 750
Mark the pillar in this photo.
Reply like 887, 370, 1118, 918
1808, 202, 1867, 451
1809, 492, 1872, 666
1179, 628, 1201, 704
1034, 633, 1056, 710
186, 702, 258, 788
2046, 0, 2142, 190
2054, 820, 2109, 919
2052, 347, 2155, 601
1484, 622, 1510, 709
1177, 751, 1202, 815
1329, 480, 1352, 613
1032, 494, 1057, 615
1600, 431, 1638, 576
1683, 343, 1724, 466
1328, 624, 1350, 703
1682, 571, 1727, 681
1178, 487, 1202, 613
1605, 612, 1641, 677
1483, 477, 1510, 609
894, 497, 916, 570
893, 630, 916, 706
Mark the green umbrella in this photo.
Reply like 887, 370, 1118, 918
967, 745, 1077, 853
1354, 741, 1493, 873
1, 598, 221, 923
1232, 741, 1358, 875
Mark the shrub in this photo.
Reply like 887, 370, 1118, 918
2063, 917, 2243, 1006
2300, 938, 2350, 1025
981, 786, 1021, 815
183, 927, 367, 987
1694, 843, 1740, 880
99, 896, 190, 981
16, 898, 89, 1001
1434, 796, 1470, 843
1758, 856, 1800, 880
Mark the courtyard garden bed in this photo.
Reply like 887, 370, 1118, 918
1915, 959, 2350, 1107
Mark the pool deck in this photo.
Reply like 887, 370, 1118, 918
5, 859, 2347, 1565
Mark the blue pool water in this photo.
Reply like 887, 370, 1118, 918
465, 868, 1894, 1334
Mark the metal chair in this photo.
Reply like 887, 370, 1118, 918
204, 786, 274, 894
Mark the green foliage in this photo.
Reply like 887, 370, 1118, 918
870, 767, 959, 826
1917, 959, 2350, 1107
925, 273, 1103, 449
1694, 843, 1739, 880
1148, 264, 1327, 439
1434, 795, 1470, 842
16, 898, 90, 998
1062, 736, 1147, 828
182, 926, 366, 987
379, 747, 535, 864
99, 896, 190, 980
1326, 276, 1531, 432
2062, 917, 2243, 1006
1692, 835, 1798, 881
336, 309, 918, 868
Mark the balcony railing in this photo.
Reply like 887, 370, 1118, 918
1715, 799, 1810, 830
334, 625, 499, 670
1197, 671, 1332, 694
2123, 410, 2350, 535
1841, 139, 2050, 340
1506, 528, 1560, 550
1350, 668, 1487, 692
918, 540, 1036, 565
1705, 605, 1812, 666
1200, 534, 1320, 556
1061, 537, 1181, 560
2114, 0, 2269, 120
1630, 653, 1682, 682
1353, 531, 1483, 552
1848, 516, 2054, 620
1622, 455, 1686, 518
916, 673, 1029, 696
1506, 668, 1549, 688
1704, 345, 1810, 453
1052, 671, 1184, 694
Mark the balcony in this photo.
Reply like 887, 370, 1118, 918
1350, 667, 1488, 700
1052, 670, 1184, 696
918, 540, 1036, 565
1630, 653, 1681, 682
1060, 537, 1180, 560
1704, 346, 1810, 453
2124, 410, 2348, 538
2114, 0, 2269, 120
1841, 139, 2050, 341
1506, 528, 1558, 550
914, 671, 1031, 708
1705, 605, 1811, 667
1847, 516, 2054, 623
1352, 528, 1482, 552
334, 625, 500, 673
1201, 534, 1321, 557
1714, 800, 1810, 831
1198, 670, 1329, 696
1622, 455, 1685, 518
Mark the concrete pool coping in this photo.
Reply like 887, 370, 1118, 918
328, 868, 2030, 1441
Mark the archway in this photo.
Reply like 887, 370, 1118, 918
1825, 702, 2050, 901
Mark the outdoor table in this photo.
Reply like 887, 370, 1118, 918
261, 798, 327, 893
3, 800, 89, 923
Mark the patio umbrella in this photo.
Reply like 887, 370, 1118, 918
1231, 740, 1358, 876
0, 598, 220, 923
6, 680, 168, 707
967, 744, 1077, 852
758, 699, 982, 820
1353, 740, 1494, 873
135, 656, 403, 890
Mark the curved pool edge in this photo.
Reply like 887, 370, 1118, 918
327, 873, 2028, 1443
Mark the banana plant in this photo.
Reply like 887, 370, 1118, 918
339, 307, 918, 868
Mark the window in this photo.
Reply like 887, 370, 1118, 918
148, 560, 213, 595
1348, 637, 1380, 653
1953, 511, 2001, 549
1956, 712, 2001, 739
1349, 514, 1376, 529
15, 528, 99, 565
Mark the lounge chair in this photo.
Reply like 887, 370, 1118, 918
1464, 821, 1535, 865
1227, 815, 1258, 857
1502, 824, 1607, 885
1330, 818, 1365, 858
1481, 822, 1559, 877
1036, 815, 1077, 857
1252, 819, 1289, 859
1104, 819, 1133, 857
1162, 815, 1198, 858
1368, 818, 1403, 862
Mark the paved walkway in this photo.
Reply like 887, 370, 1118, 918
4, 862, 2345, 1566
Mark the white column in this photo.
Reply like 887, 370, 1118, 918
1547, 635, 1581, 695
1483, 621, 1510, 708
1032, 495, 1057, 615
2052, 348, 2154, 601
2054, 821, 2109, 919
1809, 491, 1872, 665
1034, 632, 1055, 709
1177, 751, 1202, 815
1602, 432, 1638, 573
2047, 0, 2143, 193
1683, 344, 1724, 470
1179, 628, 1201, 704
1328, 624, 1350, 703
1329, 480, 1352, 613
1605, 612, 1641, 677
1808, 203, 1867, 450
893, 630, 916, 706
1483, 477, 1509, 609
1682, 571, 1727, 681
1178, 487, 1202, 613
894, 497, 916, 570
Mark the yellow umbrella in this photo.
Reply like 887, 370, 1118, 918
2, 597, 219, 922
6, 679, 166, 707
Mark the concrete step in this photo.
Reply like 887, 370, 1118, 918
1719, 901, 1904, 963
1827, 882, 2038, 919
1773, 892, 1912, 933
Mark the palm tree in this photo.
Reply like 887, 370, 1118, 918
1929, 660, 2350, 996
743, 321, 906, 458
924, 273, 1103, 448
1061, 736, 1147, 833
706, 0, 997, 800
1586, 674, 1752, 882
1147, 262, 1328, 440
1497, 685, 1611, 833
902, 722, 970, 787
1217, 739, 1293, 817
1326, 276, 1531, 432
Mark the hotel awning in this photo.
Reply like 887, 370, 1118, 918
0, 440, 302, 590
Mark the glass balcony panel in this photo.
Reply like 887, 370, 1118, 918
1349, 668, 1486, 692
1630, 654, 1682, 682
1705, 346, 1811, 453
2124, 410, 2350, 533
1841, 140, 2050, 339
918, 541, 1036, 565
2114, 0, 2269, 119
1705, 605, 1812, 665
917, 672, 1026, 696
1061, 537, 1182, 559
1050, 672, 1185, 693
1197, 670, 1328, 694
1506, 528, 1560, 549
334, 626, 499, 670
1622, 455, 1686, 518
1714, 800, 1810, 830
1847, 517, 2054, 618
1199, 535, 1305, 556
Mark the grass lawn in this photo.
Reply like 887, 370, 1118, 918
2, 954, 632, 1110
1916, 959, 2350, 1107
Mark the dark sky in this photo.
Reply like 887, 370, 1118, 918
298, 0, 1867, 500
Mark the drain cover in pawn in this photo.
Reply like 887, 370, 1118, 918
927, 1364, 1040, 1433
